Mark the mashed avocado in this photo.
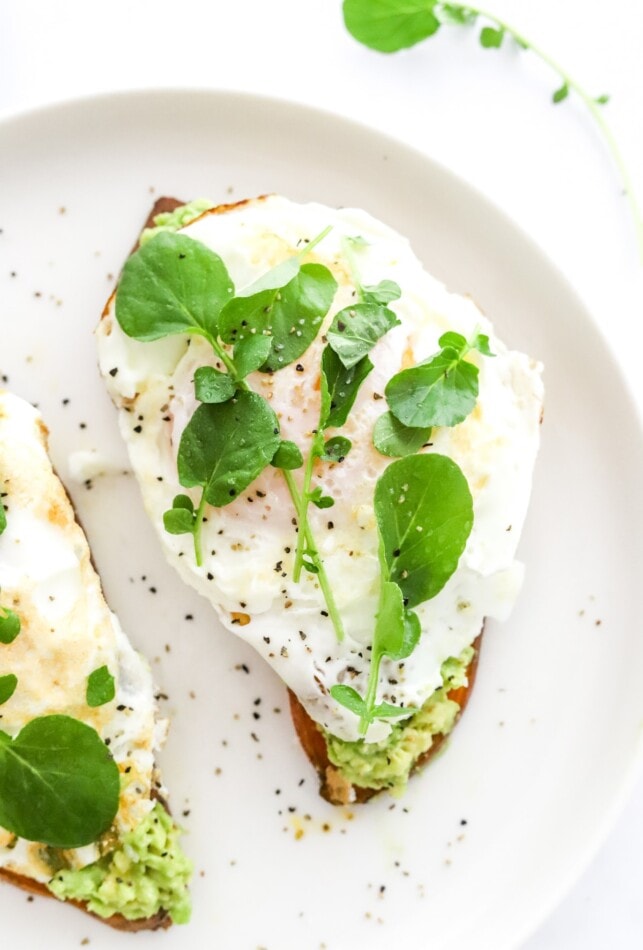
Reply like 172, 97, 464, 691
325, 647, 475, 795
140, 198, 215, 245
47, 803, 192, 923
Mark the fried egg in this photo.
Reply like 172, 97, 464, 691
97, 196, 543, 743
0, 392, 163, 882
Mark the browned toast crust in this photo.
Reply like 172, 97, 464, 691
0, 867, 170, 930
289, 633, 483, 805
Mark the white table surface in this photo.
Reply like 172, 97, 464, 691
1, 1, 642, 947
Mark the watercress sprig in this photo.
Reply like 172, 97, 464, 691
342, 0, 643, 260
290, 245, 402, 590
117, 228, 347, 636
331, 452, 473, 732
385, 329, 493, 429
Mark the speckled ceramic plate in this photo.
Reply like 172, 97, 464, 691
1, 90, 642, 950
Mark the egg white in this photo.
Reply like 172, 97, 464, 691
98, 196, 543, 743
0, 392, 163, 882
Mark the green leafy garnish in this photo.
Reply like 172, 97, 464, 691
86, 666, 116, 708
0, 497, 6, 535
176, 392, 281, 565
0, 715, 120, 848
233, 335, 273, 377
343, 0, 440, 52
194, 366, 236, 404
321, 347, 373, 429
327, 302, 400, 370
0, 674, 17, 705
373, 411, 432, 457
341, 0, 643, 259
116, 232, 234, 342
0, 607, 21, 644
332, 453, 473, 731
163, 495, 197, 536
375, 453, 473, 607
385, 330, 492, 429
117, 229, 344, 629
271, 441, 304, 470
321, 436, 352, 463
219, 264, 337, 373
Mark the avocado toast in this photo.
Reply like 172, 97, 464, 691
97, 195, 543, 804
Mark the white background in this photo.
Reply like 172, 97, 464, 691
1, 1, 642, 946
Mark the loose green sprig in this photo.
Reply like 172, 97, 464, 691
331, 453, 473, 732
342, 0, 643, 260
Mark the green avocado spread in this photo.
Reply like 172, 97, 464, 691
325, 646, 475, 795
47, 803, 192, 923
140, 198, 215, 245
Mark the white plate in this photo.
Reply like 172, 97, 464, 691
1, 89, 642, 950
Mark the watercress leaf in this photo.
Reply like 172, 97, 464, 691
309, 486, 335, 509
595, 94, 610, 105
372, 701, 417, 719
386, 351, 479, 428
219, 263, 337, 372
375, 454, 474, 607
172, 494, 195, 513
0, 498, 6, 535
480, 25, 504, 48
321, 347, 373, 429
0, 715, 120, 848
552, 82, 569, 104
241, 256, 301, 295
374, 581, 406, 658
361, 280, 402, 305
177, 391, 281, 507
115, 232, 234, 341
471, 332, 495, 357
437, 330, 468, 355
327, 302, 400, 369
0, 609, 21, 644
194, 366, 236, 404
271, 440, 304, 470
387, 609, 422, 661
86, 666, 115, 708
321, 436, 352, 463
330, 684, 367, 717
302, 557, 320, 574
163, 507, 195, 535
343, 0, 441, 53
0, 674, 17, 705
373, 411, 432, 458
233, 334, 273, 378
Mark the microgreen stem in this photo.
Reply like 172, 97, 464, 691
449, 3, 643, 260
282, 469, 345, 642
340, 238, 365, 300
299, 225, 333, 259
193, 490, 208, 567
203, 331, 249, 387
292, 433, 322, 582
